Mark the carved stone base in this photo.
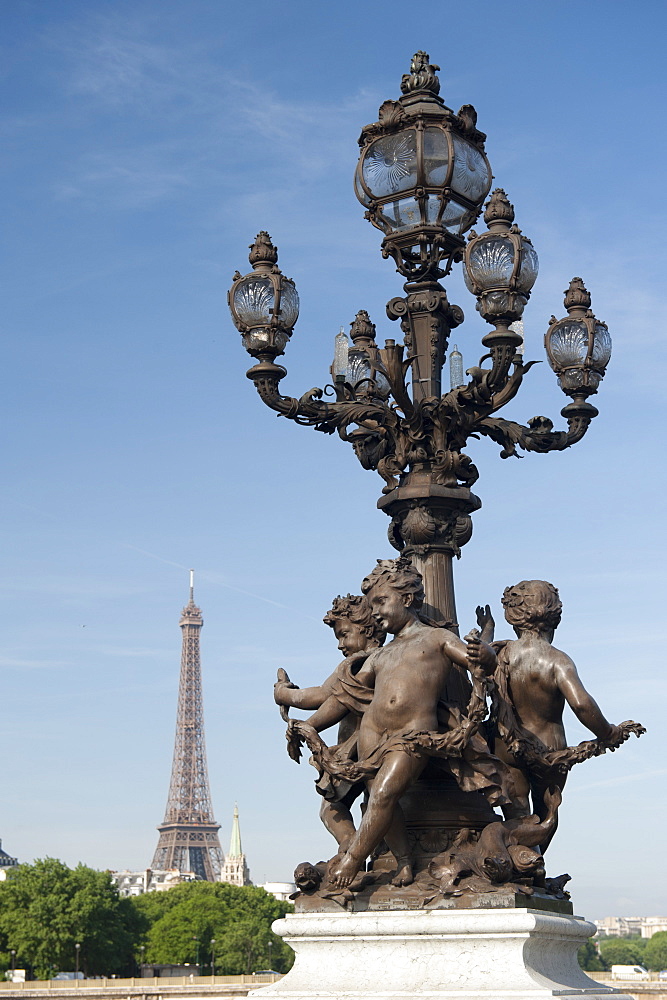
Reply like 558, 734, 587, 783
249, 908, 629, 1000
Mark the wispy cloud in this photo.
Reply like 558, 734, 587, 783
122, 543, 321, 622
0, 656, 70, 671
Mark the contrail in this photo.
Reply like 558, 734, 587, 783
121, 543, 321, 622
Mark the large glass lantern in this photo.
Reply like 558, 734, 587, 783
228, 232, 299, 362
463, 189, 538, 325
354, 52, 492, 280
545, 278, 611, 397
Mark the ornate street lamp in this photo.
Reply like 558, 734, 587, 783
353, 51, 491, 281
227, 52, 610, 651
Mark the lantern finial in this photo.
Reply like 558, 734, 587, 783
350, 310, 377, 350
564, 277, 591, 312
249, 231, 278, 268
400, 51, 441, 96
484, 189, 515, 228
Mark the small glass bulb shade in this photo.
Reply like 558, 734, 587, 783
333, 328, 350, 378
509, 320, 524, 354
346, 349, 391, 399
545, 317, 611, 395
233, 275, 275, 327
463, 235, 538, 295
449, 344, 464, 389
231, 274, 299, 333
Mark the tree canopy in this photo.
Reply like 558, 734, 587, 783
0, 859, 145, 980
578, 941, 608, 972
133, 881, 294, 974
644, 932, 667, 971
0, 861, 293, 980
598, 937, 646, 967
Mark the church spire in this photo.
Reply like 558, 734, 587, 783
219, 804, 251, 887
229, 803, 243, 857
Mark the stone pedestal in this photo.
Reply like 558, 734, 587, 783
249, 908, 630, 1000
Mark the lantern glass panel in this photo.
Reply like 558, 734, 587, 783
442, 199, 473, 233
464, 236, 515, 291
347, 350, 391, 398
425, 194, 441, 223
277, 280, 299, 328
362, 131, 418, 199
547, 321, 588, 370
380, 196, 421, 230
354, 170, 371, 207
423, 127, 450, 186
592, 323, 612, 368
516, 241, 539, 293
242, 328, 290, 354
451, 136, 491, 204
233, 276, 274, 327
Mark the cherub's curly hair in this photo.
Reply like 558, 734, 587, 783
361, 556, 425, 609
323, 593, 386, 646
501, 580, 562, 633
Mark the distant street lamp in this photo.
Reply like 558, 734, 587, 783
10, 950, 16, 980
268, 939, 273, 971
139, 945, 145, 975
192, 937, 199, 971
210, 939, 216, 978
75, 943, 80, 980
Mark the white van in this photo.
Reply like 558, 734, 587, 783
611, 965, 650, 981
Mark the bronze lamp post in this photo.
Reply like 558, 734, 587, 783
227, 51, 610, 667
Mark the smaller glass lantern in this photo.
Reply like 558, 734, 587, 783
330, 311, 390, 400
228, 232, 299, 361
545, 278, 611, 397
463, 189, 538, 325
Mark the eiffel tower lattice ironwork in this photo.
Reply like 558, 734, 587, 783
151, 572, 224, 880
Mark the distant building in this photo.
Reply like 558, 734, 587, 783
111, 868, 199, 897
595, 916, 667, 939
641, 917, 667, 938
261, 881, 296, 902
219, 805, 251, 887
0, 839, 18, 880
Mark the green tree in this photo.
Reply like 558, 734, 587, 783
0, 859, 146, 979
133, 882, 293, 974
578, 941, 608, 972
644, 932, 667, 971
598, 937, 645, 967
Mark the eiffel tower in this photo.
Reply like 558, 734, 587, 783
151, 572, 224, 880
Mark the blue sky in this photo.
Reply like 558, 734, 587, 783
1, 0, 665, 921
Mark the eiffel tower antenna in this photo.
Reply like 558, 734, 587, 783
151, 572, 224, 880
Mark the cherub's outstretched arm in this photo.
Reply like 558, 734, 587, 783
304, 657, 377, 732
555, 654, 616, 740
274, 670, 339, 711
304, 694, 353, 733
